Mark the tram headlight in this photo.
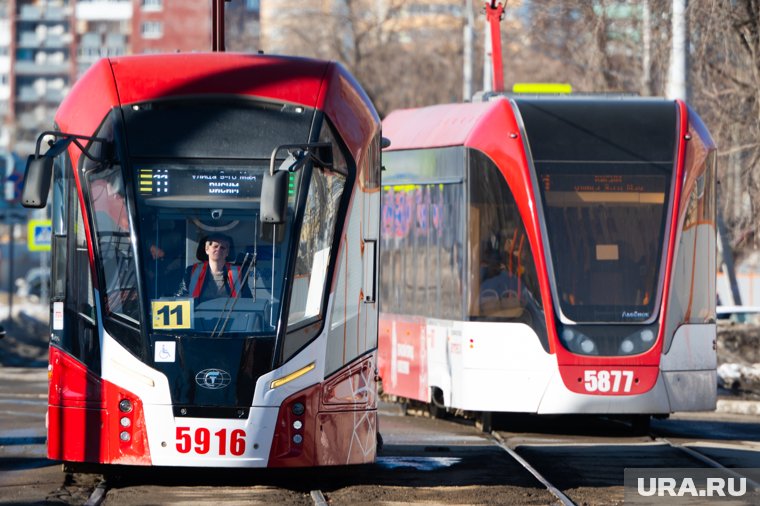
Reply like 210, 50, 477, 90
579, 338, 595, 354
119, 399, 133, 413
293, 420, 303, 430
120, 417, 131, 428
561, 329, 575, 344
292, 434, 303, 445
119, 431, 131, 442
640, 329, 655, 343
620, 339, 634, 354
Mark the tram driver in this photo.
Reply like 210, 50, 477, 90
177, 233, 252, 303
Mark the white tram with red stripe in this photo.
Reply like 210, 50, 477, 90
377, 96, 717, 421
22, 52, 382, 467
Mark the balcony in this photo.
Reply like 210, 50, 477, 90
15, 88, 65, 104
14, 61, 70, 76
18, 4, 72, 22
17, 32, 40, 47
18, 5, 42, 21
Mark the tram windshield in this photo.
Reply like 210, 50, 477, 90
538, 165, 670, 323
82, 99, 349, 341
134, 162, 296, 336
517, 98, 677, 327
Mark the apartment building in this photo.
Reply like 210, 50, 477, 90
3, 0, 260, 155
10, 0, 73, 155
0, 1, 12, 153
75, 0, 131, 77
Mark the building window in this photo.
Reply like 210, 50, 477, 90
246, 0, 260, 11
141, 0, 162, 11
141, 21, 163, 39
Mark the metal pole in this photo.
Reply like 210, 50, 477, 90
212, 0, 226, 52
666, 0, 688, 101
463, 0, 474, 100
482, 22, 492, 93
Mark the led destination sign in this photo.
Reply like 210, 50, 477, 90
541, 173, 666, 194
138, 166, 264, 199
541, 172, 668, 206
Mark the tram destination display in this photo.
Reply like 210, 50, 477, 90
138, 165, 265, 199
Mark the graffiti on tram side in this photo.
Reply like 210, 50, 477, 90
382, 185, 444, 240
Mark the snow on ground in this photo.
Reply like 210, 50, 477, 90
718, 362, 760, 389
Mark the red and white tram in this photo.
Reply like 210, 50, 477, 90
378, 96, 717, 421
22, 53, 382, 467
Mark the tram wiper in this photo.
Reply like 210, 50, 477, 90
211, 251, 256, 338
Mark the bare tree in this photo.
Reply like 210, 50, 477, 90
260, 0, 471, 116
689, 0, 760, 261
255, 1, 760, 262
508, 0, 673, 94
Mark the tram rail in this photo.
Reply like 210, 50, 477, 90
490, 431, 575, 506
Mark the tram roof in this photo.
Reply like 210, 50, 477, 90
104, 53, 331, 106
55, 52, 379, 160
382, 100, 499, 151
382, 96, 683, 155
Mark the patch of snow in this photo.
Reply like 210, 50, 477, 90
717, 362, 760, 389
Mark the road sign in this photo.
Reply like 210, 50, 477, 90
28, 219, 52, 251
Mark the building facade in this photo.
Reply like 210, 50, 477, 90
10, 0, 74, 155
131, 0, 210, 54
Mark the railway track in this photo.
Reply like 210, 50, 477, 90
77, 408, 760, 505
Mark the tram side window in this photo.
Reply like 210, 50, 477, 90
51, 153, 68, 300
87, 165, 140, 324
380, 147, 466, 319
467, 150, 546, 340
281, 119, 348, 364
59, 153, 100, 373
286, 155, 346, 327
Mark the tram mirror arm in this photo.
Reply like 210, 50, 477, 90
22, 131, 112, 209
0, 324, 5, 339
261, 142, 334, 224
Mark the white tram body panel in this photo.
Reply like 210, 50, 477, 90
397, 318, 715, 415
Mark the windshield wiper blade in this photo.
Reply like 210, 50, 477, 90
211, 251, 256, 338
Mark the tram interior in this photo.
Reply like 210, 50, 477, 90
144, 209, 286, 334
546, 196, 663, 322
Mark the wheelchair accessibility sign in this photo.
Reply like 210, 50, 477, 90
28, 219, 52, 251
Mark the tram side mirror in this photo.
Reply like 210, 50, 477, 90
22, 133, 79, 209
0, 324, 6, 339
22, 131, 112, 209
261, 142, 334, 224
21, 155, 54, 209
260, 169, 289, 224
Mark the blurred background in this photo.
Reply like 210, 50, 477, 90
0, 1, 758, 377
